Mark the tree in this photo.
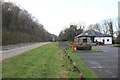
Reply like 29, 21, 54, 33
115, 31, 120, 44
87, 24, 94, 30
100, 19, 117, 38
87, 19, 117, 38
108, 21, 113, 37
93, 23, 101, 32
2, 1, 56, 45
87, 23, 101, 32
59, 24, 84, 41
0, 1, 2, 46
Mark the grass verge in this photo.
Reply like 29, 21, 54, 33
77, 49, 103, 53
2, 42, 80, 78
67, 48, 100, 79
113, 44, 120, 47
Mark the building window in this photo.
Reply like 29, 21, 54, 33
107, 39, 109, 42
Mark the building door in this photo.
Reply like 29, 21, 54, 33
90, 37, 95, 43
102, 39, 105, 44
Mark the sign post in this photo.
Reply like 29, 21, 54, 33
73, 37, 77, 53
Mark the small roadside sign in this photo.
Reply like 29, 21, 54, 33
73, 37, 77, 53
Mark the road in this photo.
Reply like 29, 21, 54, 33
1, 42, 50, 61
76, 45, 119, 78
2, 43, 38, 51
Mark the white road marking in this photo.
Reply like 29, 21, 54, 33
89, 61, 103, 69
90, 66, 103, 69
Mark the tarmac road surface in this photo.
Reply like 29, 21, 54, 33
76, 45, 119, 78
1, 42, 51, 61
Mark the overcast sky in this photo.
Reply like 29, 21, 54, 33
6, 0, 119, 36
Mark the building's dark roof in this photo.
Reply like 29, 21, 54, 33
76, 30, 111, 38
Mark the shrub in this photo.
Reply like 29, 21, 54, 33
77, 44, 92, 50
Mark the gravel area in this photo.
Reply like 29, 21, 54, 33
59, 42, 69, 49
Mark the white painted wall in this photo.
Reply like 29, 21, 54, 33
94, 37, 112, 44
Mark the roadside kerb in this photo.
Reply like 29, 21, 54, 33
64, 48, 86, 80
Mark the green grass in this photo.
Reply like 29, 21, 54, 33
113, 44, 120, 47
67, 48, 100, 79
58, 50, 80, 78
0, 63, 1, 79
2, 42, 80, 78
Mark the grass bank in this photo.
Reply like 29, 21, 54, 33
2, 42, 80, 78
67, 48, 99, 79
113, 44, 120, 47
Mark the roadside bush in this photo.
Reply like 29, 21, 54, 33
77, 43, 92, 50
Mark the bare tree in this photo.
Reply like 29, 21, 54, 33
93, 23, 101, 32
98, 19, 117, 38
87, 24, 94, 30
100, 20, 110, 34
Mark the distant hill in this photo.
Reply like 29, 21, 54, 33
2, 1, 57, 45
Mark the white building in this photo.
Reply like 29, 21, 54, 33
94, 37, 112, 44
76, 30, 112, 45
